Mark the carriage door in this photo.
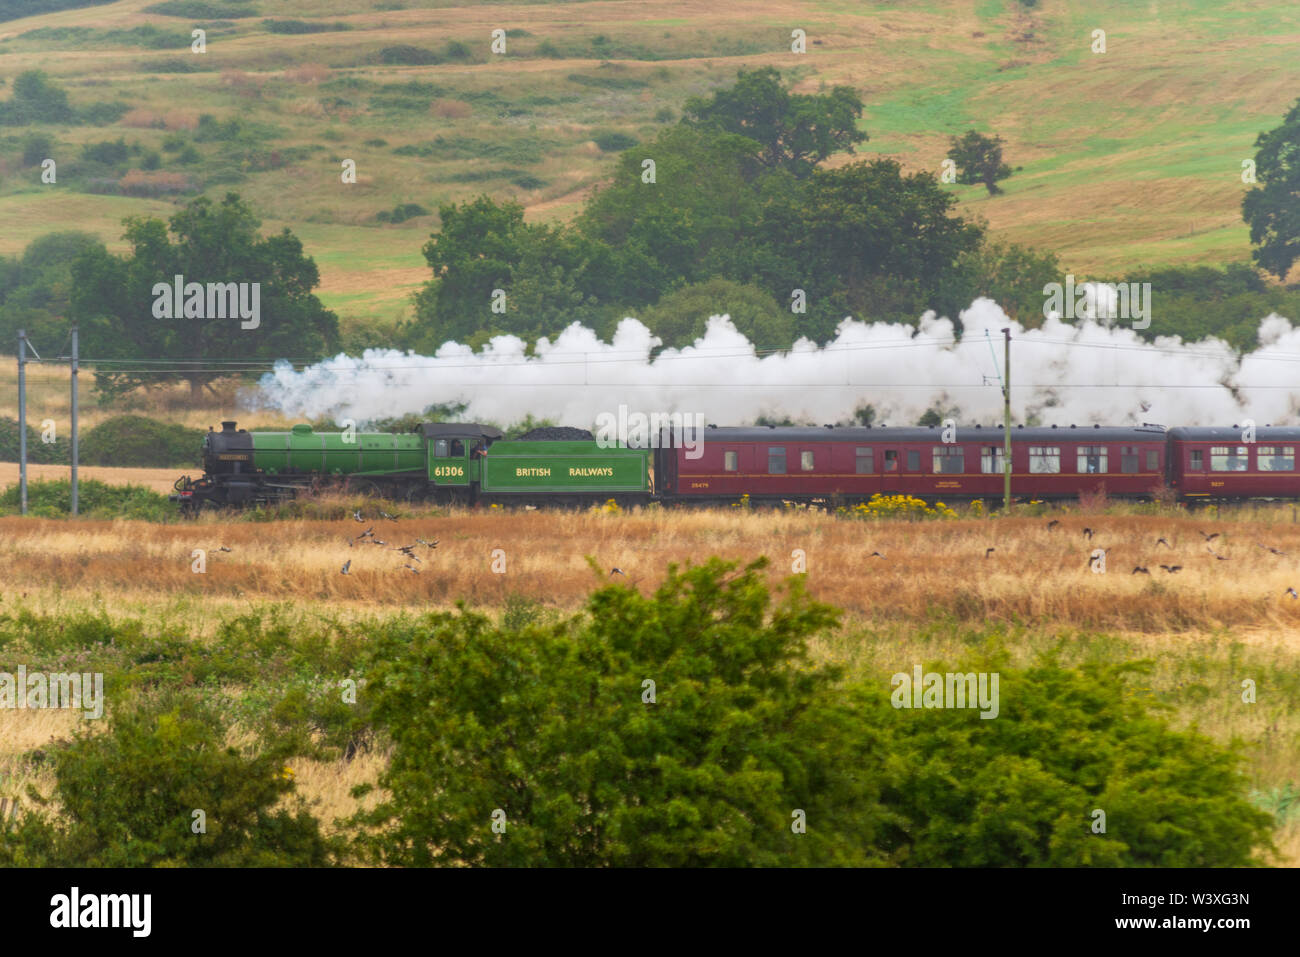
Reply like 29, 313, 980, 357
428, 438, 470, 487
882, 448, 900, 492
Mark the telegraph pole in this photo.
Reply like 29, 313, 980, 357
71, 326, 79, 516
1002, 328, 1012, 510
17, 330, 27, 515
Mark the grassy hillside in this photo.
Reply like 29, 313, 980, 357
0, 0, 1296, 329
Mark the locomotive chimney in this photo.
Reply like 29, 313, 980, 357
221, 420, 237, 433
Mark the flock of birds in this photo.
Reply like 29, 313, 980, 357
206, 511, 1295, 601
1019, 520, 1296, 597
340, 509, 437, 575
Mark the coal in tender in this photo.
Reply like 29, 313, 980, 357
514, 426, 596, 441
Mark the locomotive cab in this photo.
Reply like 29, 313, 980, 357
420, 423, 504, 503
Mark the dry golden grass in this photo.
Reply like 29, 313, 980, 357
2, 508, 1297, 635
431, 98, 473, 119
285, 63, 331, 84
0, 463, 185, 494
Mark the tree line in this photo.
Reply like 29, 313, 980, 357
2, 71, 1297, 401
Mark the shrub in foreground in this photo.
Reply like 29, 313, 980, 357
354, 558, 1275, 867
0, 696, 333, 867
354, 557, 895, 866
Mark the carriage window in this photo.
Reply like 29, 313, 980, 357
884, 450, 898, 471
980, 446, 1004, 474
855, 447, 873, 474
723, 450, 738, 472
1190, 449, 1203, 470
1077, 446, 1107, 474
434, 439, 449, 457
932, 447, 964, 474
1210, 446, 1247, 471
800, 450, 815, 471
768, 448, 786, 474
1029, 446, 1060, 474
906, 450, 920, 471
1120, 446, 1138, 474
1257, 446, 1295, 471
450, 440, 464, 456
1146, 450, 1160, 471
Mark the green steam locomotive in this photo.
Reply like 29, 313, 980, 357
170, 420, 652, 513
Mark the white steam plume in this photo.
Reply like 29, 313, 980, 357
254, 298, 1300, 429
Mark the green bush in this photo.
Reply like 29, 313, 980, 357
352, 557, 1276, 867
375, 202, 429, 224
262, 19, 349, 34
20, 133, 51, 166
353, 557, 898, 867
375, 45, 441, 65
143, 0, 259, 17
443, 39, 472, 61
0, 417, 67, 464
0, 695, 333, 867
81, 137, 129, 164
0, 478, 174, 520
78, 415, 204, 467
882, 655, 1275, 866
593, 131, 637, 152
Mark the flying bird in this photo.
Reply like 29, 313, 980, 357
1046, 520, 1060, 531
1155, 538, 1171, 549
984, 547, 995, 558
1132, 566, 1150, 575
416, 538, 438, 548
1198, 531, 1219, 542
1285, 588, 1298, 599
1159, 564, 1182, 574
341, 560, 351, 575
372, 539, 387, 546
869, 551, 886, 559
1257, 543, 1287, 556
611, 568, 626, 577
1082, 528, 1093, 540
403, 564, 420, 574
353, 510, 364, 523
358, 526, 374, 539
216, 546, 232, 553
381, 511, 398, 522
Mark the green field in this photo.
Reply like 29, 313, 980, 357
0, 0, 1296, 330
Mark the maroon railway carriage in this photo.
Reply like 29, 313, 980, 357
1167, 427, 1300, 501
654, 423, 1169, 504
